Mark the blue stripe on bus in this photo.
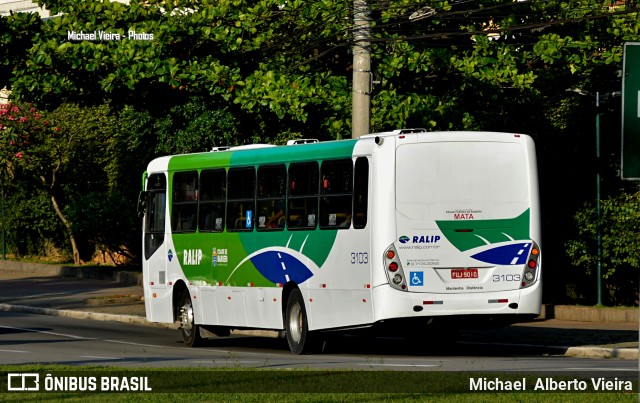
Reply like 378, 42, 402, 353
250, 250, 314, 284
470, 242, 531, 265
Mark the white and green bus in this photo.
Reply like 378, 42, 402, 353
138, 129, 542, 354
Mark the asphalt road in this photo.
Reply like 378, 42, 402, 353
0, 269, 637, 364
0, 311, 638, 374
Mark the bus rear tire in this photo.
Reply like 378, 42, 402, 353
285, 289, 322, 354
179, 291, 203, 347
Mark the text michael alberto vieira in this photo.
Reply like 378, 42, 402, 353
67, 30, 153, 41
470, 377, 634, 392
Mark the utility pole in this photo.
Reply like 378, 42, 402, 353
595, 91, 603, 307
352, 0, 371, 138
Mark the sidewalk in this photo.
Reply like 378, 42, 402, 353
0, 267, 152, 325
0, 263, 637, 360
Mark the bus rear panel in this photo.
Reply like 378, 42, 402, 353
371, 131, 541, 327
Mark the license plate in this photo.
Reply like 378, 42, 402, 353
451, 268, 478, 279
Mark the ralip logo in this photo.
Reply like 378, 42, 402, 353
399, 235, 410, 244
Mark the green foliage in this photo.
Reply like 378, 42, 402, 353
0, 102, 52, 172
1, 102, 133, 263
65, 190, 137, 263
0, 102, 69, 259
41, 103, 130, 263
0, 12, 42, 92
153, 97, 240, 155
0, 0, 638, 302
566, 191, 640, 305
2, 183, 67, 258
5, 0, 637, 137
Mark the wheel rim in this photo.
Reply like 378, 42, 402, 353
288, 302, 303, 343
180, 298, 194, 336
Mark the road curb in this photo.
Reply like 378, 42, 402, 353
0, 303, 177, 330
564, 346, 639, 360
2, 302, 636, 359
0, 261, 143, 285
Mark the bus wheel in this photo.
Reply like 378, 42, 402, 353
179, 291, 202, 347
285, 289, 321, 354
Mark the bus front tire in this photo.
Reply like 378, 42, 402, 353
285, 289, 322, 354
179, 291, 203, 347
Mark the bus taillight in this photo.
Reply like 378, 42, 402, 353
384, 244, 407, 291
520, 241, 540, 289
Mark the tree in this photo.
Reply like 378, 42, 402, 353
153, 96, 240, 155
0, 11, 42, 93
0, 102, 65, 258
566, 190, 640, 305
1, 0, 634, 135
9, 0, 352, 139
1, 102, 117, 264
1, 0, 638, 303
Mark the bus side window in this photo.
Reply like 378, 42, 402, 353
287, 162, 319, 230
199, 169, 226, 232
353, 157, 369, 229
257, 165, 286, 231
172, 171, 198, 233
226, 167, 255, 231
319, 159, 353, 229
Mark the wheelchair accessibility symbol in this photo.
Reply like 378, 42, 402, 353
409, 271, 424, 286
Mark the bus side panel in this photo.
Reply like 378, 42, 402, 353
143, 247, 166, 321
368, 137, 400, 291
525, 134, 542, 253
147, 283, 174, 323
142, 169, 174, 324
244, 287, 284, 329
305, 228, 373, 331
519, 275, 542, 315
214, 288, 247, 327
197, 287, 218, 325
144, 250, 174, 324
148, 233, 183, 324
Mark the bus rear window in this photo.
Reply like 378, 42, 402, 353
396, 142, 528, 221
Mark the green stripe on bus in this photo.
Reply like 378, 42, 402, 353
165, 140, 358, 286
436, 209, 531, 252
230, 140, 357, 165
